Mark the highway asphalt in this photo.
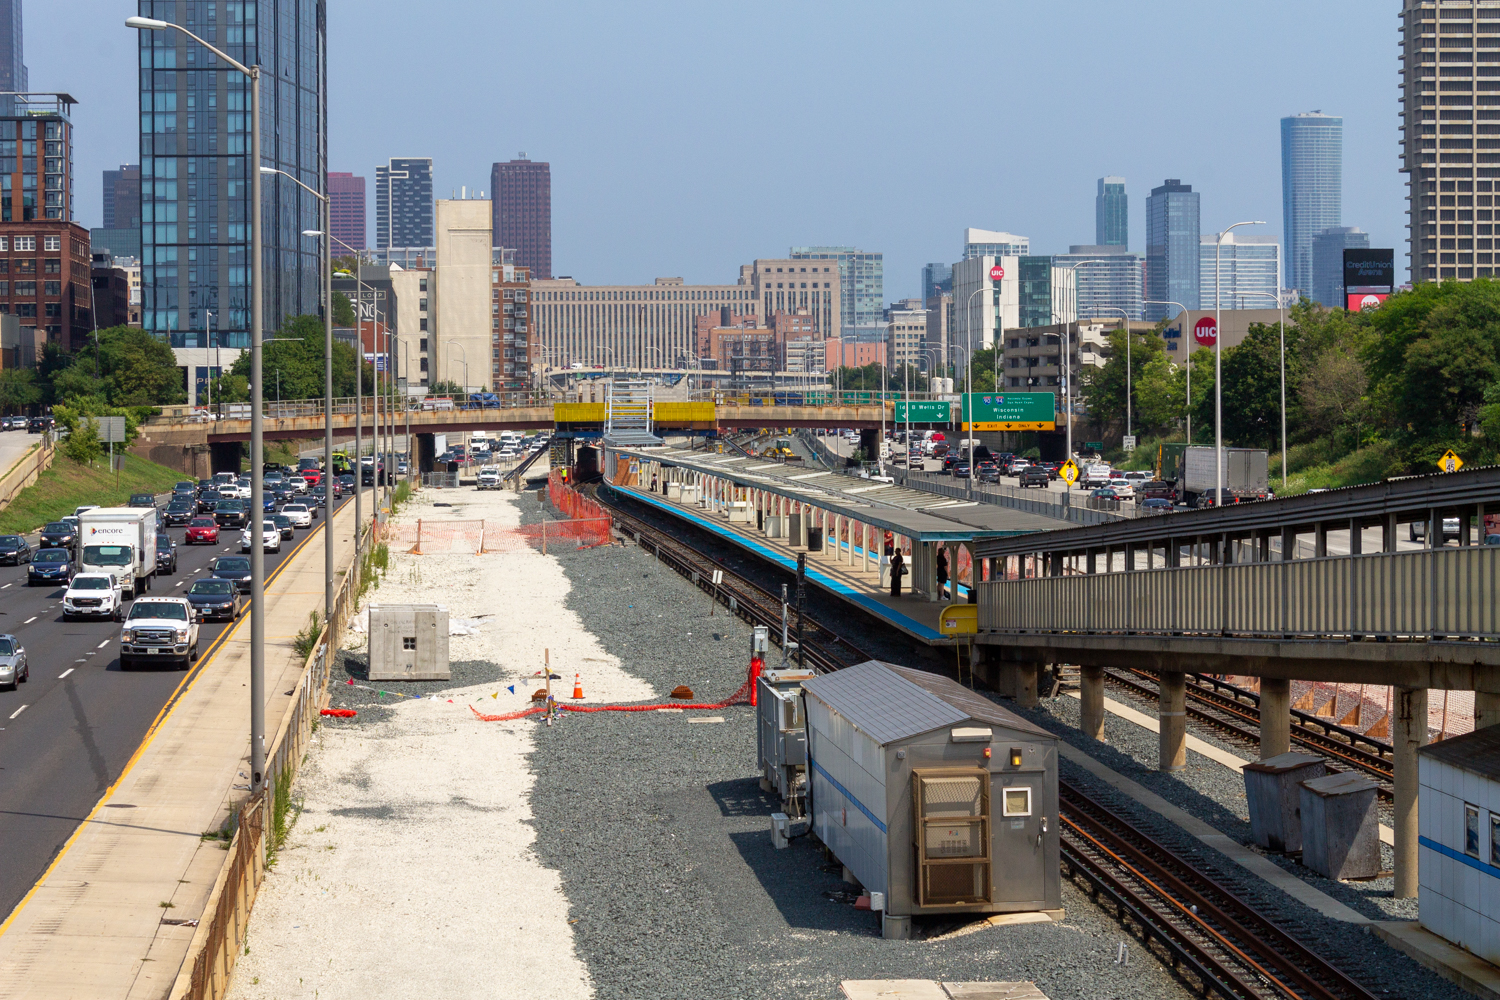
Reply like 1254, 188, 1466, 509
0, 489, 352, 921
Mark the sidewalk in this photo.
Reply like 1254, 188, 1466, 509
0, 487, 369, 1000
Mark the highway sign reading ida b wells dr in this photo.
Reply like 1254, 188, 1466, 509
894, 401, 953, 422
961, 392, 1056, 431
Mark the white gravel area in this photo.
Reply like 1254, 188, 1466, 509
226, 487, 654, 1000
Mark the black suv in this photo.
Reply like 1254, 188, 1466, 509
155, 533, 178, 574
164, 499, 196, 525
173, 481, 198, 499
214, 499, 248, 528
196, 490, 223, 514
0, 535, 30, 564
210, 555, 253, 593
1018, 467, 1051, 488
127, 493, 157, 509
39, 520, 77, 551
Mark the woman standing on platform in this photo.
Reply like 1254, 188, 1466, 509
936, 548, 950, 601
890, 548, 905, 598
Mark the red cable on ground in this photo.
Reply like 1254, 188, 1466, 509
468, 675, 754, 722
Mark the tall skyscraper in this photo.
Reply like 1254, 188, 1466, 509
0, 1, 26, 118
1199, 234, 1282, 311
102, 164, 140, 230
1145, 179, 1201, 320
1401, 2, 1496, 282
921, 262, 952, 302
491, 155, 551, 280
375, 157, 433, 249
328, 171, 366, 251
1281, 112, 1343, 295
962, 228, 1029, 260
789, 246, 883, 342
1096, 177, 1127, 247
136, 2, 326, 349
1310, 227, 1371, 307
1053, 245, 1144, 321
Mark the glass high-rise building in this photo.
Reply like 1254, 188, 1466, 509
375, 157, 432, 250
136, 0, 326, 349
328, 171, 365, 251
789, 245, 883, 342
1096, 177, 1127, 247
102, 164, 141, 230
921, 262, 952, 302
1145, 179, 1200, 321
1311, 226, 1370, 307
1053, 245, 1143, 321
0, 0, 25, 118
1281, 112, 1342, 295
1200, 234, 1282, 311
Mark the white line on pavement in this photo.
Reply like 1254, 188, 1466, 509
97, 639, 110, 649
1, 584, 10, 589
21, 616, 35, 624
58, 668, 72, 679
9, 705, 25, 719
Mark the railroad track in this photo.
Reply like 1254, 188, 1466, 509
1103, 669, 1394, 797
582, 480, 1385, 1000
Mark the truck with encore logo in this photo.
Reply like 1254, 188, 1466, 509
78, 507, 157, 599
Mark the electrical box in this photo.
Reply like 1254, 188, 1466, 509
751, 625, 770, 657
368, 603, 450, 681
757, 667, 816, 809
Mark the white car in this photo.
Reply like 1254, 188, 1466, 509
476, 469, 503, 490
1080, 464, 1113, 489
287, 476, 309, 494
281, 503, 313, 528
64, 573, 125, 622
240, 520, 281, 552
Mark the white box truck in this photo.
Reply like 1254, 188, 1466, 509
79, 507, 157, 598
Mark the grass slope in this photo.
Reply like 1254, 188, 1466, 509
0, 452, 187, 534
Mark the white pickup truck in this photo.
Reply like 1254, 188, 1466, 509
476, 468, 503, 490
119, 596, 201, 671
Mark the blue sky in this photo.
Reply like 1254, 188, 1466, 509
39, 1, 1406, 297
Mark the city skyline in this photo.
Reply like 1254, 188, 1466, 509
35, 2, 1404, 302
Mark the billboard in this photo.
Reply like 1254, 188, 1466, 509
961, 392, 1055, 431
1344, 249, 1394, 313
894, 400, 953, 423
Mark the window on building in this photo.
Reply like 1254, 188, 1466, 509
419, 338, 427, 352
1467, 803, 1482, 857
419, 278, 427, 292
419, 357, 428, 372
419, 298, 427, 311
13, 237, 33, 251
42, 236, 59, 251
43, 281, 60, 296
419, 318, 427, 331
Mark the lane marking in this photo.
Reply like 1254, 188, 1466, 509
1, 584, 9, 589
8, 705, 25, 720
21, 617, 35, 625
57, 669, 72, 679
96, 640, 109, 649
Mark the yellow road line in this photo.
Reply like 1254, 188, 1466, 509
0, 519, 329, 938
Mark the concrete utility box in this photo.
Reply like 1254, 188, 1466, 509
367, 604, 450, 681
757, 667, 817, 809
788, 511, 807, 547
727, 500, 751, 523
666, 482, 682, 499
1242, 752, 1325, 852
802, 661, 1060, 940
1298, 771, 1380, 879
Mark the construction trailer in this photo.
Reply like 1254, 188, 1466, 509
800, 660, 1060, 939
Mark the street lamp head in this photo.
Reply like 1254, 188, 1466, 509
302, 230, 323, 237
125, 16, 170, 29
259, 166, 277, 175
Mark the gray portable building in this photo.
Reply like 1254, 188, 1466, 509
801, 660, 1060, 938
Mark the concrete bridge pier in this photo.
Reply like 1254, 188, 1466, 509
1477, 691, 1500, 729
1158, 671, 1187, 771
1015, 662, 1041, 708
1394, 685, 1429, 899
1259, 677, 1291, 759
1079, 664, 1105, 742
417, 433, 436, 474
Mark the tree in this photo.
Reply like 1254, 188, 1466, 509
1080, 327, 1176, 437
224, 313, 368, 402
333, 290, 357, 327
1217, 322, 1301, 449
424, 379, 465, 398
0, 368, 40, 412
67, 326, 187, 407
1299, 344, 1368, 448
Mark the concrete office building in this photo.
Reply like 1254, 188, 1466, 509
1158, 308, 1283, 356
950, 256, 1020, 363
886, 304, 928, 370
532, 276, 758, 371
491, 156, 551, 280
1096, 177, 1127, 247
1145, 179, 1201, 320
789, 246, 881, 342
923, 291, 952, 371
0, 0, 24, 118
963, 228, 1029, 261
376, 157, 433, 250
1311, 226, 1371, 307
1001, 321, 1111, 395
742, 258, 841, 340
1399, 1, 1500, 282
102, 164, 140, 230
1282, 112, 1343, 295
1053, 245, 1144, 321
328, 171, 366, 251
1200, 234, 1282, 311
137, 0, 325, 350
921, 262, 952, 302
432, 199, 493, 393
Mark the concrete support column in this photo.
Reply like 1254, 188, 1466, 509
1477, 692, 1500, 730
1080, 664, 1105, 742
1394, 685, 1429, 899
1259, 677, 1291, 759
1158, 671, 1187, 772
1016, 662, 1040, 708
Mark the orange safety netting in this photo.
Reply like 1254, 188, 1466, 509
493, 518, 614, 552
469, 669, 754, 722
549, 470, 609, 521
383, 519, 487, 554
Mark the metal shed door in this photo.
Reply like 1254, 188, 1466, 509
992, 772, 1045, 905
912, 768, 992, 907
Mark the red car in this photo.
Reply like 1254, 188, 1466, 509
185, 517, 221, 544
301, 468, 323, 486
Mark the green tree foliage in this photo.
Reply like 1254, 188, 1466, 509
423, 379, 466, 398
58, 412, 103, 466
0, 368, 41, 412
1080, 327, 1178, 437
1216, 322, 1301, 450
332, 290, 357, 327
67, 326, 188, 407
224, 313, 369, 401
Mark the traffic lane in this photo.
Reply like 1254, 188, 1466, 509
0, 498, 346, 920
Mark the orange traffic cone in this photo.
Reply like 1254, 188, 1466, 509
572, 673, 584, 700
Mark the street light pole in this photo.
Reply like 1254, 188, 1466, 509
1214, 221, 1266, 504
1097, 307, 1134, 443
1145, 300, 1193, 443
1055, 259, 1107, 461
962, 283, 988, 499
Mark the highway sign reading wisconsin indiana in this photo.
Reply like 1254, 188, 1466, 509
961, 392, 1056, 431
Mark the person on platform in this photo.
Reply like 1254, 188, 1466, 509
936, 548, 950, 600
890, 548, 906, 598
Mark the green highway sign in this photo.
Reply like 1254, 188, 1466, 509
894, 401, 953, 422
960, 392, 1056, 431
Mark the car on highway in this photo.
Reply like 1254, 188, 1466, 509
196, 478, 215, 493
1080, 464, 1112, 489
1018, 467, 1051, 489
39, 520, 77, 551
1410, 517, 1462, 543
287, 476, 309, 494
1138, 481, 1176, 503
0, 635, 28, 690
209, 555, 253, 593
281, 503, 313, 528
27, 548, 74, 586
119, 597, 200, 671
1141, 498, 1175, 514
952, 461, 972, 478
63, 573, 124, 621
173, 481, 198, 498
164, 499, 195, 526
128, 493, 158, 509
310, 485, 328, 507
26, 415, 50, 432
1089, 487, 1123, 501
214, 499, 249, 528
185, 517, 220, 545
271, 513, 294, 539
1110, 480, 1136, 501
196, 490, 222, 514
240, 519, 281, 553
338, 474, 356, 493
0, 534, 31, 564
1, 415, 24, 430
155, 534, 178, 575
186, 579, 242, 621
1193, 488, 1239, 509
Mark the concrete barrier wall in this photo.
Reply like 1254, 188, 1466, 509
0, 440, 54, 515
